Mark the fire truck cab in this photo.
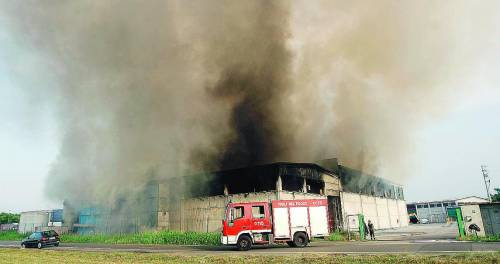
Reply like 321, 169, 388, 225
221, 199, 329, 250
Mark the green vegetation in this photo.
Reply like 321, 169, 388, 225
491, 187, 500, 202
0, 230, 220, 245
0, 231, 25, 241
0, 249, 499, 264
327, 231, 347, 241
0, 213, 19, 224
462, 234, 500, 242
60, 230, 220, 246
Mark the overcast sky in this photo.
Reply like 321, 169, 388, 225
1, 2, 499, 213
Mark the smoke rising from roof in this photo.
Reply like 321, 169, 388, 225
199, 1, 293, 170
1, 0, 497, 205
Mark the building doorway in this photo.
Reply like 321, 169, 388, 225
327, 196, 342, 232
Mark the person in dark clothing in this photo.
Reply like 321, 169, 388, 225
363, 221, 369, 239
367, 220, 375, 240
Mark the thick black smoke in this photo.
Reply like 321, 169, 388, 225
207, 5, 292, 169
189, 0, 293, 171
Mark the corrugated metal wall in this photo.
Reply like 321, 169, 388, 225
480, 204, 500, 236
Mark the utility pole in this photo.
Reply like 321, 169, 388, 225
481, 165, 492, 202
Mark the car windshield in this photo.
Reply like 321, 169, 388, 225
29, 232, 42, 239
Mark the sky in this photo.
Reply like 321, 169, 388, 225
405, 102, 500, 202
0, 1, 499, 212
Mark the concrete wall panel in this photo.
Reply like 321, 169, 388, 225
342, 192, 408, 230
19, 211, 50, 233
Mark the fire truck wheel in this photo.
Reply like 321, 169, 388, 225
236, 235, 252, 251
292, 232, 308, 248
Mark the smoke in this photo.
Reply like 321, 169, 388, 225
0, 0, 294, 205
1, 0, 497, 208
286, 0, 499, 181
198, 1, 293, 170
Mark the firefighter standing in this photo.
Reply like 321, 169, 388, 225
367, 220, 375, 240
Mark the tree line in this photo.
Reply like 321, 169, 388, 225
0, 213, 20, 224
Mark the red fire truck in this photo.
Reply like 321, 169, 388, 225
221, 199, 330, 250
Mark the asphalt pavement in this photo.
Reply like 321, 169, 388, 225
0, 239, 499, 255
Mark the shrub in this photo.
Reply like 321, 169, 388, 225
328, 231, 347, 241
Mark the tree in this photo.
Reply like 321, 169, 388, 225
491, 188, 500, 202
0, 213, 20, 224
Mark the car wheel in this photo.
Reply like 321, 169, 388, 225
55, 242, 59, 247
236, 235, 252, 251
21, 243, 25, 249
292, 232, 308, 248
37, 242, 42, 249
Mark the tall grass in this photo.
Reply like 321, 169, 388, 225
461, 234, 500, 242
327, 231, 347, 241
61, 231, 220, 246
0, 231, 25, 241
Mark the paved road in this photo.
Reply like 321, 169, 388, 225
1, 224, 498, 255
1, 240, 499, 255
376, 223, 459, 241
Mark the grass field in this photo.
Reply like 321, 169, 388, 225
0, 248, 498, 264
0, 230, 220, 246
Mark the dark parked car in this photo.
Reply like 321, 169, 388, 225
21, 230, 60, 249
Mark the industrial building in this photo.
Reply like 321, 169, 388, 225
461, 203, 500, 236
18, 209, 64, 234
406, 196, 489, 223
65, 159, 408, 233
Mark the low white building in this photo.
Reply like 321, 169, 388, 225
455, 196, 490, 205
407, 196, 489, 223
18, 209, 64, 234
18, 210, 51, 233
461, 203, 500, 236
